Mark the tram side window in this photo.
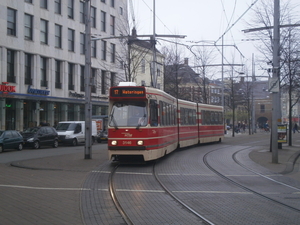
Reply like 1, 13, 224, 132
150, 100, 158, 126
219, 112, 223, 124
211, 112, 215, 124
190, 109, 196, 125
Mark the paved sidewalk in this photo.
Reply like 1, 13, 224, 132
1, 133, 300, 225
225, 130, 300, 182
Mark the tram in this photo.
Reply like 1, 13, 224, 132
108, 82, 224, 161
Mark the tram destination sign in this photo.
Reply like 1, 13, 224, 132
110, 87, 146, 98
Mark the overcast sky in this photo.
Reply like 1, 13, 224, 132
131, 0, 300, 77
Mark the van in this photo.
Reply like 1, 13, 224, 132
56, 121, 97, 146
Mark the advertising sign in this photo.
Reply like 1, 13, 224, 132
277, 124, 287, 143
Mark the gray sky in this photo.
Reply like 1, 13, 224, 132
131, 0, 300, 77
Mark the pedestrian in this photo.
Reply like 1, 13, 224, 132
293, 123, 299, 133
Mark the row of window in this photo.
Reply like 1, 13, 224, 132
160, 101, 177, 126
7, 49, 116, 95
25, 0, 118, 18
180, 108, 197, 125
201, 111, 223, 125
8, 3, 117, 62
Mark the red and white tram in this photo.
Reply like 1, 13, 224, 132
108, 82, 224, 161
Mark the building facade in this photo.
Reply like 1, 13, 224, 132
0, 0, 128, 131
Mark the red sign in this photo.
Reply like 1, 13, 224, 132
0, 82, 16, 94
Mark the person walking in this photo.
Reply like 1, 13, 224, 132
293, 123, 300, 133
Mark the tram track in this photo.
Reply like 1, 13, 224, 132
108, 160, 214, 225
203, 146, 300, 213
109, 163, 134, 225
153, 160, 215, 225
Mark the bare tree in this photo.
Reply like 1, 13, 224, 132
245, 0, 300, 144
189, 45, 218, 104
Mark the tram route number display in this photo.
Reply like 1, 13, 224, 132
110, 87, 145, 97
277, 124, 287, 143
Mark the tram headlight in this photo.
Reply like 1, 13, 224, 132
137, 140, 144, 146
111, 140, 118, 145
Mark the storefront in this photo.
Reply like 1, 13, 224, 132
0, 83, 108, 131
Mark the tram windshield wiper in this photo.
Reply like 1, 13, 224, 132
136, 114, 146, 130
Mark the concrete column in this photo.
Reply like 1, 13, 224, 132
0, 99, 5, 130
32, 101, 40, 126
15, 100, 24, 131
48, 102, 55, 126
61, 103, 68, 121
74, 105, 80, 121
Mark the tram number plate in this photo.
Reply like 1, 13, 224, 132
123, 141, 132, 145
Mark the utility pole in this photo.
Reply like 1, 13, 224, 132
84, 0, 92, 159
271, 0, 280, 163
242, 0, 282, 163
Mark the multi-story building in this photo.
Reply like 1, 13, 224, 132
128, 28, 164, 89
164, 58, 202, 102
0, 0, 128, 130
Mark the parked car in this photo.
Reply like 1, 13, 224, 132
22, 126, 59, 149
0, 130, 24, 153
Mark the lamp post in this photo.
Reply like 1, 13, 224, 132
84, 0, 92, 159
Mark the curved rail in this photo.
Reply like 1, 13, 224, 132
108, 164, 134, 225
153, 161, 215, 225
203, 147, 300, 213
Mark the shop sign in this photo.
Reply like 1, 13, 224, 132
27, 85, 50, 95
0, 82, 16, 94
277, 124, 287, 143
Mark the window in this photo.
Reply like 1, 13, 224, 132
68, 28, 75, 51
91, 40, 97, 57
120, 7, 123, 15
141, 59, 145, 73
54, 0, 61, 14
55, 24, 62, 48
111, 72, 115, 87
80, 1, 85, 23
25, 53, 32, 85
260, 104, 265, 113
68, 0, 74, 19
91, 68, 96, 93
40, 19, 48, 44
101, 11, 106, 32
110, 0, 114, 7
91, 6, 96, 28
150, 99, 158, 126
101, 40, 107, 60
101, 0, 105, 3
24, 14, 33, 40
7, 50, 15, 83
80, 65, 85, 92
68, 63, 74, 90
7, 8, 17, 36
40, 0, 48, 9
25, 0, 33, 3
101, 70, 106, 95
80, 33, 85, 54
110, 15, 115, 35
40, 57, 47, 87
55, 60, 62, 89
110, 43, 115, 63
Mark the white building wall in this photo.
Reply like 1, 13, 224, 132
0, 0, 129, 130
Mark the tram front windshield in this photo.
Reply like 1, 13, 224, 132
109, 102, 147, 127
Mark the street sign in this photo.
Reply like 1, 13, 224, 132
269, 77, 279, 92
